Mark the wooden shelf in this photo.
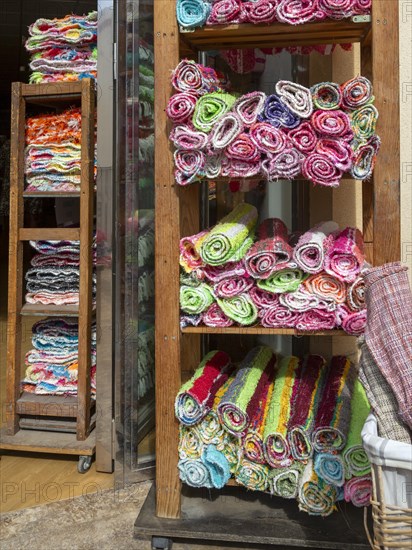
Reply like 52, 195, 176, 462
16, 392, 95, 418
182, 327, 347, 336
179, 18, 371, 53
19, 228, 80, 241
23, 191, 81, 198
20, 303, 96, 317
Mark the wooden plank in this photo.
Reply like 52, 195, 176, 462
77, 78, 95, 441
0, 426, 95, 455
21, 81, 82, 97
182, 327, 347, 336
19, 228, 81, 241
19, 412, 97, 433
155, 0, 182, 520
16, 393, 96, 418
371, 1, 400, 264
6, 83, 25, 435
23, 192, 81, 198
20, 303, 92, 317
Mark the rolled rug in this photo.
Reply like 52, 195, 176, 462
216, 293, 258, 325
219, 433, 241, 474
175, 350, 232, 425
217, 346, 275, 437
192, 92, 237, 133
245, 218, 293, 279
324, 227, 365, 283
303, 272, 346, 304
223, 158, 261, 178
171, 59, 223, 96
180, 282, 215, 314
174, 149, 205, 179
214, 277, 254, 298
194, 411, 225, 445
247, 0, 278, 24
293, 221, 339, 275
203, 260, 247, 283
207, 0, 248, 24
275, 80, 313, 119
288, 122, 318, 154
180, 229, 209, 273
350, 134, 380, 180
170, 124, 208, 150
353, 0, 371, 14
279, 289, 330, 313
269, 462, 305, 499
250, 286, 280, 309
201, 444, 231, 489
350, 104, 379, 141
302, 152, 343, 187
233, 91, 266, 125
298, 460, 338, 517
235, 458, 270, 492
341, 76, 374, 111
202, 303, 234, 327
179, 425, 204, 459
259, 305, 300, 328
312, 356, 357, 453
258, 94, 301, 129
264, 356, 299, 468
276, 0, 322, 24
176, 0, 211, 29
226, 133, 261, 163
315, 138, 353, 171
318, 0, 355, 19
261, 148, 303, 180
180, 314, 203, 329
288, 355, 327, 462
257, 266, 306, 294
314, 452, 345, 487
347, 273, 365, 311
344, 475, 372, 507
337, 305, 367, 336
166, 92, 198, 123
343, 379, 371, 478
208, 112, 243, 151
311, 82, 342, 110
178, 458, 212, 488
204, 153, 223, 178
200, 203, 258, 266
250, 122, 288, 155
311, 109, 353, 140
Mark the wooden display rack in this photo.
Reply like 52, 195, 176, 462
1, 80, 96, 470
135, 0, 400, 546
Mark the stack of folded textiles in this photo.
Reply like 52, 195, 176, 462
22, 318, 96, 396
179, 203, 367, 334
25, 239, 96, 305
168, 60, 380, 186
176, 0, 370, 30
25, 11, 97, 84
175, 347, 372, 516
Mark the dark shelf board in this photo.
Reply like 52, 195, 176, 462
182, 327, 348, 336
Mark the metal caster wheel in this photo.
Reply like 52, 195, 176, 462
77, 455, 92, 473
152, 536, 173, 550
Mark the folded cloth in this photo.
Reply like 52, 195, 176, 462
26, 109, 82, 146
276, 0, 321, 25
259, 305, 300, 328
288, 122, 318, 154
302, 152, 343, 187
314, 452, 346, 487
179, 425, 204, 460
29, 47, 97, 75
312, 356, 357, 452
170, 124, 208, 150
208, 113, 243, 150
258, 94, 300, 129
303, 271, 346, 304
214, 276, 254, 298
275, 81, 313, 119
180, 282, 215, 314
257, 267, 306, 294
207, 0, 248, 24
171, 59, 223, 96
216, 293, 258, 325
176, 0, 211, 29
202, 303, 234, 327
178, 458, 212, 488
347, 273, 365, 311
264, 356, 299, 468
293, 221, 339, 274
311, 109, 353, 139
337, 305, 367, 336
288, 355, 327, 462
341, 76, 374, 111
235, 457, 270, 492
25, 173, 81, 192
311, 82, 342, 110
192, 92, 237, 133
218, 346, 275, 437
203, 260, 247, 282
245, 218, 293, 279
166, 92, 198, 123
29, 239, 80, 255
233, 92, 267, 126
344, 475, 372, 507
200, 203, 257, 266
175, 350, 232, 425
180, 229, 209, 273
26, 290, 81, 305
343, 379, 371, 478
269, 462, 305, 499
324, 227, 365, 283
298, 460, 338, 517
249, 286, 280, 309
351, 104, 379, 141
201, 444, 231, 488
363, 262, 412, 430
358, 340, 412, 443
351, 135, 380, 180
250, 122, 288, 155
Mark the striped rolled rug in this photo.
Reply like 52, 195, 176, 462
269, 462, 305, 499
298, 460, 338, 517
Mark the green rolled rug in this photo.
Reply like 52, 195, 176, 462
235, 457, 270, 492
257, 267, 306, 294
343, 379, 371, 478
193, 92, 237, 133
216, 293, 258, 326
269, 461, 305, 499
199, 203, 258, 266
180, 282, 214, 314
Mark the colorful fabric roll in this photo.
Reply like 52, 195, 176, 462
180, 314, 203, 329
195, 411, 224, 445
247, 0, 278, 24
311, 82, 342, 110
174, 149, 205, 180
258, 94, 300, 129
276, 0, 321, 25
350, 104, 379, 141
216, 293, 258, 325
250, 122, 288, 155
200, 203, 257, 266
293, 221, 338, 274
193, 92, 237, 133
208, 113, 243, 150
178, 457, 212, 488
324, 227, 364, 283
302, 153, 342, 187
203, 260, 247, 283
347, 274, 365, 311
235, 458, 270, 492
315, 138, 353, 171
312, 356, 357, 453
179, 425, 204, 459
170, 124, 208, 151
171, 59, 223, 96
176, 0, 211, 29
180, 282, 215, 314
298, 461, 338, 517
311, 109, 352, 139
214, 276, 254, 298
202, 303, 234, 327
341, 76, 374, 111
275, 81, 313, 119
279, 289, 329, 313
221, 158, 261, 178
351, 134, 380, 180
245, 218, 292, 279
204, 153, 223, 179
259, 305, 300, 328
218, 346, 275, 436
175, 350, 232, 425
269, 462, 304, 499
318, 0, 355, 19
207, 0, 248, 24
226, 133, 261, 163
166, 92, 198, 123
344, 475, 372, 507
264, 356, 299, 468
180, 229, 209, 273
201, 444, 231, 488
338, 305, 367, 336
288, 355, 327, 462
288, 122, 318, 154
233, 91, 266, 126
257, 267, 305, 294
314, 452, 346, 487
249, 286, 280, 309
262, 147, 303, 180
303, 272, 346, 304
343, 379, 371, 478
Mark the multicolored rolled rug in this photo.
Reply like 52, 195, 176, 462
314, 452, 346, 487
298, 460, 338, 517
324, 227, 365, 283
269, 462, 304, 499
216, 293, 258, 325
180, 282, 215, 314
257, 267, 306, 294
235, 457, 270, 492
344, 475, 372, 507
179, 229, 208, 273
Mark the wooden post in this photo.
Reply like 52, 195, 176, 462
371, 0, 400, 264
6, 83, 25, 435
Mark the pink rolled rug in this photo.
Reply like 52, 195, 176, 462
259, 305, 300, 328
214, 276, 254, 298
336, 304, 367, 335
170, 124, 208, 150
233, 91, 267, 126
203, 260, 247, 283
293, 221, 339, 274
311, 109, 353, 139
324, 227, 365, 283
250, 122, 288, 155
302, 153, 343, 187
295, 309, 336, 331
202, 303, 234, 327
166, 92, 198, 123
180, 229, 209, 272
288, 122, 318, 154
250, 286, 280, 309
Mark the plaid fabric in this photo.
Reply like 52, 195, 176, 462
359, 340, 412, 444
363, 263, 412, 429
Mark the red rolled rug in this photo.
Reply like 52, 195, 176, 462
288, 122, 318, 154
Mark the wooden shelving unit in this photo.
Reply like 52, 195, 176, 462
135, 0, 400, 546
1, 80, 96, 465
